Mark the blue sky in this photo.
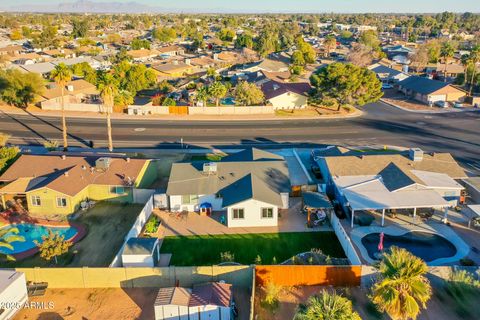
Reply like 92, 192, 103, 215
7, 0, 480, 12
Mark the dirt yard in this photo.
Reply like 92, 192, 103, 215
254, 284, 470, 320
14, 288, 158, 320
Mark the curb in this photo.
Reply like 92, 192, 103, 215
380, 99, 479, 114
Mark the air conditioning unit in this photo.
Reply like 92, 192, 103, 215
202, 162, 217, 174
95, 157, 111, 170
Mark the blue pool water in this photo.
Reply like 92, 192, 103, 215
0, 224, 78, 255
221, 97, 235, 105
361, 231, 457, 262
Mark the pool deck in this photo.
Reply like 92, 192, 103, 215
1, 215, 87, 260
345, 210, 471, 266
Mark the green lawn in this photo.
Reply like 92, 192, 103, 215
161, 232, 345, 266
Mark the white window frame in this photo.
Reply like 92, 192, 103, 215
56, 197, 67, 208
232, 208, 245, 220
261, 207, 274, 219
31, 195, 41, 206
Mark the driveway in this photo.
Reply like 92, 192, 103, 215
156, 198, 332, 237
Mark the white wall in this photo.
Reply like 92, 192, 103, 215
0, 271, 28, 320
269, 92, 308, 109
227, 199, 278, 228
155, 304, 189, 320
122, 254, 155, 268
330, 212, 362, 265
189, 305, 229, 320
169, 194, 223, 212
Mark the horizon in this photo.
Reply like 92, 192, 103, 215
1, 0, 479, 14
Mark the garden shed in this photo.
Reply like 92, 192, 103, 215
122, 237, 159, 267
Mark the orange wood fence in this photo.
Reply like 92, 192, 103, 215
255, 265, 362, 287
169, 106, 189, 115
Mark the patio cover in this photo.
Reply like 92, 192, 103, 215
341, 178, 450, 211
302, 192, 333, 209
468, 205, 480, 217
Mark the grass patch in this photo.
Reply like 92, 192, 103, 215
161, 232, 345, 266
190, 153, 225, 162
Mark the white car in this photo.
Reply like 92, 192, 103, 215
453, 102, 464, 108
434, 101, 449, 108
382, 83, 393, 89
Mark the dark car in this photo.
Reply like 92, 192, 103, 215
310, 165, 322, 179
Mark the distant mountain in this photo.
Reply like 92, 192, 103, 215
3, 0, 164, 13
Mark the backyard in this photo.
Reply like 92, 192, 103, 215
5, 202, 143, 267
161, 232, 345, 266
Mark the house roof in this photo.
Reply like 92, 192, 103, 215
153, 62, 192, 74
397, 76, 462, 95
368, 63, 407, 78
0, 154, 148, 196
41, 79, 98, 100
157, 45, 182, 54
155, 287, 191, 307
123, 237, 157, 255
190, 282, 232, 308
261, 80, 311, 100
127, 49, 160, 59
167, 148, 290, 207
324, 152, 466, 191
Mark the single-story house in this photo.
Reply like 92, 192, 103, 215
157, 45, 184, 57
261, 80, 311, 109
122, 237, 159, 267
316, 148, 467, 227
152, 62, 197, 80
397, 76, 466, 105
368, 63, 410, 84
39, 79, 102, 111
166, 148, 291, 228
0, 155, 154, 215
0, 270, 28, 320
0, 45, 23, 56
154, 282, 232, 320
127, 49, 160, 62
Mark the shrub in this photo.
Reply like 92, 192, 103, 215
220, 251, 235, 263
43, 140, 59, 151
144, 215, 160, 234
262, 282, 283, 312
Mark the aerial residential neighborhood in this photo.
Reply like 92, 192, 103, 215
0, 1, 479, 320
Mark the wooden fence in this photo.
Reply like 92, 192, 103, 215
255, 265, 362, 287
169, 106, 189, 115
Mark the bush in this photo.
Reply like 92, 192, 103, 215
262, 282, 282, 312
144, 215, 160, 234
220, 251, 235, 263
43, 140, 59, 151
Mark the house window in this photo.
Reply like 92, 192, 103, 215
56, 197, 67, 208
181, 195, 199, 205
261, 208, 274, 219
31, 195, 41, 206
232, 208, 244, 219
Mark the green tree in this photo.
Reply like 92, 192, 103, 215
256, 29, 279, 57
71, 62, 97, 84
50, 63, 72, 151
152, 27, 177, 43
0, 69, 44, 108
371, 247, 432, 320
310, 62, 382, 108
32, 25, 59, 49
0, 227, 24, 261
218, 28, 235, 42
234, 81, 264, 106
208, 82, 227, 106
130, 38, 151, 50
296, 36, 316, 64
235, 33, 253, 49
35, 229, 72, 265
323, 34, 337, 58
359, 30, 381, 50
440, 42, 455, 82
99, 75, 117, 152
465, 45, 479, 95
195, 86, 210, 106
291, 50, 306, 66
0, 145, 19, 173
72, 19, 89, 39
294, 290, 361, 320
162, 97, 176, 106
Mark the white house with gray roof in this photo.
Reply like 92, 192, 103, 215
166, 148, 290, 228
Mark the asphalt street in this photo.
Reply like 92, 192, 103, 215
1, 101, 479, 172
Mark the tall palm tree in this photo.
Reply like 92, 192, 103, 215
0, 227, 25, 261
99, 76, 118, 152
294, 289, 361, 320
50, 63, 72, 151
440, 42, 455, 82
208, 82, 227, 107
196, 86, 210, 107
467, 45, 479, 96
371, 246, 432, 320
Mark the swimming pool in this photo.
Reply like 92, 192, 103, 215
221, 97, 235, 105
361, 231, 457, 262
0, 223, 78, 255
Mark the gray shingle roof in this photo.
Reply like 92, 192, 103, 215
123, 237, 157, 255
167, 148, 290, 207
398, 76, 452, 95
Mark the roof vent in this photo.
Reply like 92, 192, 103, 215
81, 165, 87, 170
67, 84, 74, 92
126, 157, 130, 163
61, 155, 66, 160
64, 171, 69, 177
203, 162, 217, 175
409, 148, 423, 162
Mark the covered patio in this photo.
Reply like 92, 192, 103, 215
302, 191, 333, 228
341, 178, 452, 228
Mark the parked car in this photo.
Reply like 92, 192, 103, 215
453, 102, 464, 108
434, 100, 449, 108
381, 83, 393, 89
310, 165, 322, 179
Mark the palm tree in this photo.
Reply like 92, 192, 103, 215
50, 63, 72, 151
208, 82, 227, 107
324, 34, 337, 58
294, 289, 361, 320
196, 86, 210, 107
0, 227, 25, 261
99, 76, 118, 152
371, 246, 432, 320
467, 45, 479, 96
440, 42, 455, 82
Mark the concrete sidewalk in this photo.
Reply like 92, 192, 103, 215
0, 104, 363, 121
